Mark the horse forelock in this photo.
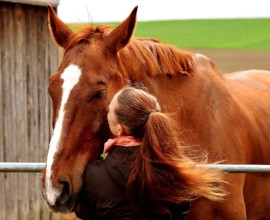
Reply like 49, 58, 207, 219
65, 25, 111, 52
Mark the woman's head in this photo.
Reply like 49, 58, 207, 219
107, 87, 161, 138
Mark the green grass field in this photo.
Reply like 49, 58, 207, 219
69, 18, 270, 50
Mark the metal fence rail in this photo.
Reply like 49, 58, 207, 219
0, 162, 45, 172
196, 164, 270, 173
0, 162, 270, 173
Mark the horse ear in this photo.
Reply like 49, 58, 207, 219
106, 6, 138, 53
47, 4, 73, 49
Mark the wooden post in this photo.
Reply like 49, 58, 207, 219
0, 1, 60, 219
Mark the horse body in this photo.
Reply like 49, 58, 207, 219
42, 5, 270, 219
144, 55, 270, 219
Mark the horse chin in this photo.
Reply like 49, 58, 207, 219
44, 191, 79, 213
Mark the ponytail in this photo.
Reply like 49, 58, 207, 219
128, 111, 226, 214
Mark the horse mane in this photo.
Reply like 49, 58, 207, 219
119, 38, 195, 79
65, 25, 196, 78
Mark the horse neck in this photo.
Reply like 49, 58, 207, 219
116, 44, 232, 139
116, 39, 227, 103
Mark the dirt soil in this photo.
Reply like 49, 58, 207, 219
191, 49, 270, 74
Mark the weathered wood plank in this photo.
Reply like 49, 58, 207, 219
26, 5, 40, 220
14, 4, 30, 220
1, 0, 59, 7
0, 4, 7, 220
2, 3, 20, 220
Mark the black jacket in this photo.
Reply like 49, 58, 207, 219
75, 146, 190, 220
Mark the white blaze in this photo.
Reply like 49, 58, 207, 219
45, 64, 82, 206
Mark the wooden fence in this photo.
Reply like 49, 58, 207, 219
0, 1, 61, 219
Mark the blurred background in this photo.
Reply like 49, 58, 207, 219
58, 0, 270, 23
58, 0, 270, 73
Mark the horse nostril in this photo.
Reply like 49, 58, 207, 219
58, 180, 71, 204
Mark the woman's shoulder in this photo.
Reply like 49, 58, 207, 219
87, 159, 104, 169
84, 155, 126, 185
84, 159, 106, 181
82, 159, 119, 204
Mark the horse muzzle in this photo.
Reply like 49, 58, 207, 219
42, 180, 78, 213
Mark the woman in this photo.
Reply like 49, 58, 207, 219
75, 87, 226, 220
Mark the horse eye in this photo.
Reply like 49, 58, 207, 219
92, 89, 106, 100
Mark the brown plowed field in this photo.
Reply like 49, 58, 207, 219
191, 49, 270, 74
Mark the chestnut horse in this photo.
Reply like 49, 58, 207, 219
42, 5, 270, 219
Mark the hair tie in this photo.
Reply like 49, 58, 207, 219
147, 109, 159, 119
145, 110, 153, 122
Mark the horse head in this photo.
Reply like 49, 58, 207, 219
42, 5, 138, 212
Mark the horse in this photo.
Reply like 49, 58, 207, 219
42, 5, 270, 219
